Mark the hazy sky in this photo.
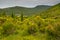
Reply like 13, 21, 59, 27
0, 0, 60, 8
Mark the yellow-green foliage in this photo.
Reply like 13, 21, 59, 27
0, 3, 60, 40
0, 15, 60, 40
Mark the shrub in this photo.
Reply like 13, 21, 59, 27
2, 23, 17, 36
27, 24, 38, 35
0, 18, 6, 25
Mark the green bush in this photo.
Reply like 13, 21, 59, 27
0, 18, 6, 25
2, 23, 17, 36
27, 24, 38, 35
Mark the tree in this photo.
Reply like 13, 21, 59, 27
21, 12, 23, 21
11, 11, 15, 18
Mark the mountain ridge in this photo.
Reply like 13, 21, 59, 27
0, 5, 51, 16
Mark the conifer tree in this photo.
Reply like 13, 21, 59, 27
11, 11, 15, 18
21, 11, 23, 21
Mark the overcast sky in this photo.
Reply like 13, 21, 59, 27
0, 0, 60, 8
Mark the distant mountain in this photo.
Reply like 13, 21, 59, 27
0, 5, 51, 16
40, 3, 60, 19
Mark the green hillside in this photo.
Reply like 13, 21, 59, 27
0, 5, 50, 16
0, 3, 60, 40
40, 3, 60, 19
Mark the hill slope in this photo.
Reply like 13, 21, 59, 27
0, 5, 50, 16
40, 3, 60, 19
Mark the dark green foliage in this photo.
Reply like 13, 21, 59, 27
2, 23, 16, 36
2, 11, 6, 16
37, 22, 41, 27
11, 12, 15, 18
27, 27, 37, 34
0, 13, 2, 17
0, 5, 50, 16
21, 13, 23, 21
